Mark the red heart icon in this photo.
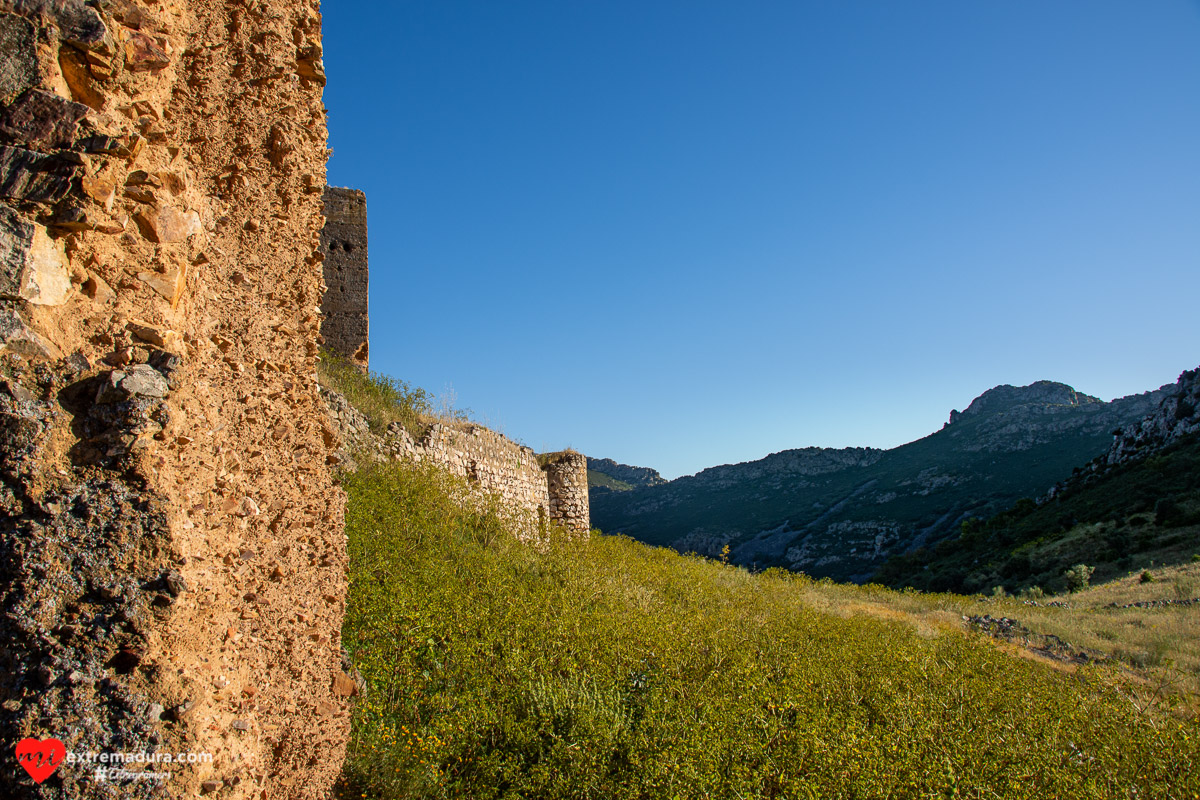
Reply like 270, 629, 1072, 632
15, 738, 66, 784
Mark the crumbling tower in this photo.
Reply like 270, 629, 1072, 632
320, 187, 369, 369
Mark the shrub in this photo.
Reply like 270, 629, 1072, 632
1063, 564, 1094, 592
1140, 570, 1155, 584
336, 461, 1200, 799
317, 349, 432, 435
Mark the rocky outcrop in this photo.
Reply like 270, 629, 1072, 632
1105, 367, 1200, 466
940, 380, 1167, 453
0, 1, 346, 798
592, 378, 1176, 582
586, 457, 667, 492
946, 381, 1101, 425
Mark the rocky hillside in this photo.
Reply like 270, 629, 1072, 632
877, 367, 1200, 594
586, 457, 667, 495
1105, 367, 1200, 466
591, 379, 1172, 582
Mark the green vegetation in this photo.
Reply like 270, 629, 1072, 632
537, 449, 581, 468
318, 349, 433, 435
586, 470, 635, 492
592, 400, 1144, 581
337, 460, 1200, 799
875, 434, 1200, 595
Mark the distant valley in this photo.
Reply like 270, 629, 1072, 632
590, 379, 1175, 582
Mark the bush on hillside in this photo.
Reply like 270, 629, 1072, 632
336, 460, 1200, 799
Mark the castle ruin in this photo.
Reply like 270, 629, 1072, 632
317, 192, 591, 534
319, 187, 368, 369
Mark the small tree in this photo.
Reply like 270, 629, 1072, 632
1064, 563, 1094, 592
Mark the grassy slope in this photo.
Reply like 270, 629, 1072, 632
336, 460, 1200, 800
587, 470, 635, 492
875, 433, 1200, 595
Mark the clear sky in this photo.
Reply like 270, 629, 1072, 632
322, 1, 1200, 480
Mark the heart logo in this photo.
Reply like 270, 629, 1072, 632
15, 738, 66, 784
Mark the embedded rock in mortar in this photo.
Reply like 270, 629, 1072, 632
0, 12, 38, 103
0, 0, 347, 798
0, 205, 70, 305
0, 88, 90, 148
134, 204, 201, 243
0, 144, 77, 202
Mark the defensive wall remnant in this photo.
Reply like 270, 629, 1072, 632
319, 186, 368, 369
324, 388, 592, 535
316, 186, 590, 534
0, 1, 347, 797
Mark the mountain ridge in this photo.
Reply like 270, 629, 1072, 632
591, 378, 1173, 581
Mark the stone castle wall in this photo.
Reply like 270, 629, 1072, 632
323, 387, 589, 537
0, 1, 347, 798
319, 186, 368, 368
544, 451, 591, 534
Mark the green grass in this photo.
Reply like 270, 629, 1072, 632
318, 349, 434, 436
337, 460, 1200, 800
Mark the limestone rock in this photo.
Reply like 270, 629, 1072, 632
296, 44, 326, 86
135, 205, 201, 243
96, 364, 169, 403
137, 262, 187, 307
82, 271, 114, 302
57, 46, 107, 111
0, 12, 38, 104
0, 0, 108, 49
0, 206, 70, 305
123, 31, 170, 71
0, 89, 90, 149
81, 172, 117, 210
126, 319, 182, 351
0, 305, 60, 358
0, 145, 77, 202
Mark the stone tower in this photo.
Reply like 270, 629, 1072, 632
542, 451, 591, 535
320, 187, 369, 369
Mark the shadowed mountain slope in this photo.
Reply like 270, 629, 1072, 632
591, 380, 1171, 582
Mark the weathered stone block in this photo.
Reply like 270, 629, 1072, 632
0, 205, 70, 305
0, 145, 78, 202
0, 12, 37, 104
0, 89, 90, 149
0, 303, 60, 358
0, 0, 108, 49
134, 204, 201, 243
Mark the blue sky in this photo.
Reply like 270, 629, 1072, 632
323, 1, 1200, 479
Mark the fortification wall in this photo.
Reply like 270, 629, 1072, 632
0, 1, 346, 798
319, 186, 367, 368
544, 451, 591, 534
323, 387, 589, 537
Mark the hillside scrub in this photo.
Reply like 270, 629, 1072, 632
336, 460, 1199, 799
318, 350, 433, 435
876, 433, 1200, 595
